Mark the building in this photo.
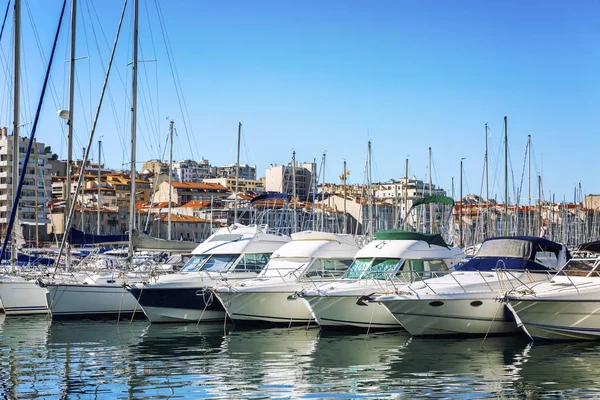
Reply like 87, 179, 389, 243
203, 177, 264, 193
152, 181, 229, 205
218, 163, 256, 180
172, 159, 216, 182
265, 161, 317, 201
374, 177, 447, 201
0, 129, 52, 239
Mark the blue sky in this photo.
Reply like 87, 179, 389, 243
4, 0, 599, 204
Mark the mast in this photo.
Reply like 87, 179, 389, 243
367, 140, 373, 237
504, 116, 508, 236
404, 157, 408, 230
291, 150, 296, 233
485, 123, 489, 237
64, 0, 76, 268
97, 139, 101, 234
167, 120, 173, 239
343, 159, 347, 234
233, 122, 241, 224
459, 158, 464, 248
538, 175, 542, 236
321, 152, 326, 232
428, 146, 433, 233
33, 139, 38, 246
527, 134, 531, 236
10, 0, 20, 268
128, 0, 138, 260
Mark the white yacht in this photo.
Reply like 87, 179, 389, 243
300, 230, 464, 330
0, 275, 49, 315
214, 231, 360, 325
507, 240, 600, 340
377, 236, 569, 336
128, 224, 290, 323
43, 271, 147, 319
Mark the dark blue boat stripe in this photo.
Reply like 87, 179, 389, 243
320, 317, 400, 327
391, 312, 509, 323
525, 322, 600, 333
232, 312, 310, 322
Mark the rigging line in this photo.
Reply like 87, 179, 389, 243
516, 139, 528, 206
0, 0, 67, 262
153, 0, 198, 160
83, 0, 126, 166
142, 1, 160, 147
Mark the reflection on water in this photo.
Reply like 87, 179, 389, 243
1, 314, 600, 398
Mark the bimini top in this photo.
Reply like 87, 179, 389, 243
456, 236, 570, 272
375, 230, 449, 248
269, 231, 361, 259
578, 240, 600, 254
191, 223, 290, 255
355, 230, 460, 260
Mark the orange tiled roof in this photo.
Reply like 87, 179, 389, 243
171, 182, 228, 191
180, 200, 212, 208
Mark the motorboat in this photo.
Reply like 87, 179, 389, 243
377, 236, 569, 336
128, 224, 290, 323
507, 240, 600, 340
300, 230, 464, 330
213, 231, 360, 325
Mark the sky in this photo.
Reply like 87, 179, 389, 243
2, 0, 599, 204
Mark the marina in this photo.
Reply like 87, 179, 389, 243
2, 316, 600, 398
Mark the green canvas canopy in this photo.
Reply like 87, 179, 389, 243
374, 229, 449, 248
411, 195, 455, 208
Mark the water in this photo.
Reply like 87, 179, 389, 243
1, 315, 600, 399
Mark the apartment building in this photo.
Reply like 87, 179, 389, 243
265, 161, 317, 201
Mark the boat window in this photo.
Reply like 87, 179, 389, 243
258, 258, 311, 278
363, 258, 403, 280
302, 259, 353, 279
234, 253, 272, 272
181, 254, 210, 272
403, 259, 449, 280
199, 254, 240, 272
534, 251, 559, 269
561, 258, 599, 277
343, 258, 372, 279
475, 239, 532, 259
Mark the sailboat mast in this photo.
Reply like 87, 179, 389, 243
321, 152, 325, 232
404, 157, 408, 230
234, 122, 241, 224
504, 116, 508, 236
291, 150, 296, 233
428, 146, 433, 232
128, 0, 139, 259
484, 123, 489, 237
527, 134, 531, 236
367, 140, 373, 237
167, 120, 173, 239
10, 0, 20, 268
34, 139, 39, 246
97, 139, 101, 234
343, 159, 347, 234
459, 158, 463, 248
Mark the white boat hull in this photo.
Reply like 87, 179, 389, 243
46, 283, 142, 319
0, 280, 48, 315
140, 305, 225, 323
217, 290, 313, 324
305, 294, 402, 330
508, 297, 600, 340
381, 296, 519, 336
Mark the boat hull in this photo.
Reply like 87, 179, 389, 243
0, 280, 48, 315
217, 290, 313, 325
129, 286, 225, 323
305, 294, 402, 330
381, 296, 519, 336
46, 283, 143, 319
508, 297, 600, 340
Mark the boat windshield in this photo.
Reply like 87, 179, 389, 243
258, 257, 312, 278
560, 258, 600, 277
233, 253, 272, 273
343, 258, 403, 280
302, 258, 353, 279
199, 254, 240, 273
181, 255, 210, 272
475, 239, 532, 259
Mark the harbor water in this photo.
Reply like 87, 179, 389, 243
1, 315, 599, 399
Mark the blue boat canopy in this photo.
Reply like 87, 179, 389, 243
456, 236, 569, 272
67, 227, 129, 246
250, 192, 292, 204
